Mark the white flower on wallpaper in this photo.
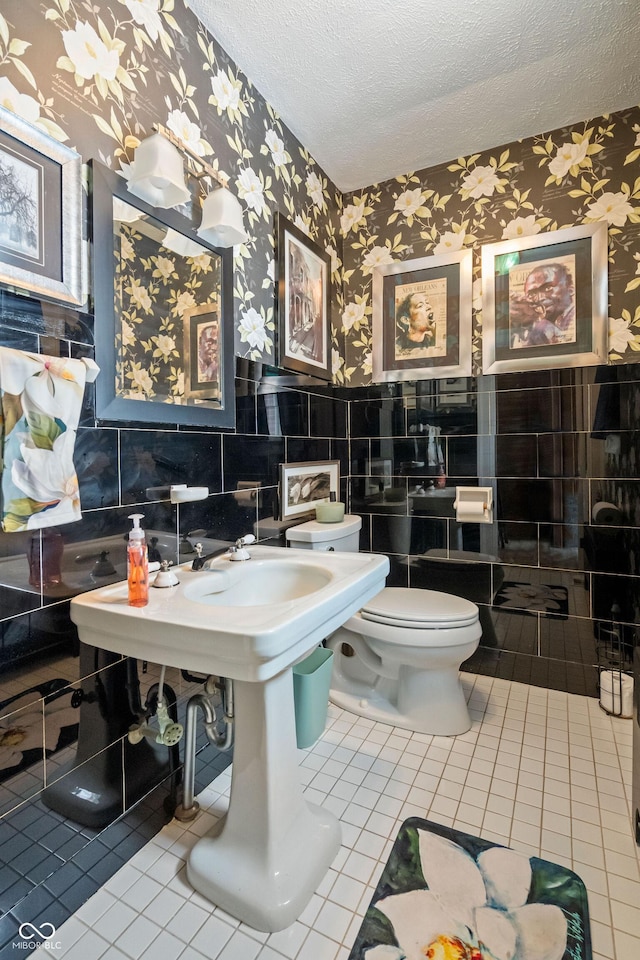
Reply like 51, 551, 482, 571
340, 198, 367, 234
152, 334, 178, 362
434, 231, 466, 254
586, 190, 635, 227
61, 20, 121, 83
125, 277, 153, 313
394, 188, 428, 221
501, 215, 541, 240
264, 129, 288, 166
121, 0, 163, 42
306, 171, 325, 210
171, 289, 197, 317
236, 167, 267, 215
239, 306, 270, 351
332, 348, 344, 376
0, 76, 39, 122
461, 164, 501, 199
609, 315, 636, 354
210, 68, 241, 113
121, 319, 136, 347
126, 364, 154, 396
166, 110, 207, 155
326, 244, 341, 278
548, 140, 590, 179
294, 214, 310, 236
342, 301, 367, 332
152, 255, 177, 283
361, 245, 395, 274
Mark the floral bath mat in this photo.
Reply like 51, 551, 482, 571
347, 817, 591, 960
493, 581, 569, 619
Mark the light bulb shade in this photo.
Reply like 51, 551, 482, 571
161, 228, 203, 258
197, 185, 248, 248
127, 133, 190, 208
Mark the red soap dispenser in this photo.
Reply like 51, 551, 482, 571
127, 513, 148, 607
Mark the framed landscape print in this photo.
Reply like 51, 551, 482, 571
0, 104, 83, 307
481, 222, 608, 374
372, 249, 473, 383
276, 213, 331, 381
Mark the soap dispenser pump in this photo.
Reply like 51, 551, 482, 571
127, 513, 148, 607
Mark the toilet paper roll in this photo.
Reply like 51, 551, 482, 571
591, 501, 621, 524
456, 501, 486, 522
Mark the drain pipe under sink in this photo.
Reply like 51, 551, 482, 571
174, 676, 234, 821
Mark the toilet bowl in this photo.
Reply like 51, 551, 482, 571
286, 517, 481, 736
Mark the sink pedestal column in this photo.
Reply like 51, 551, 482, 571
187, 666, 341, 932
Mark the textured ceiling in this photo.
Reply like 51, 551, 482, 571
186, 0, 640, 192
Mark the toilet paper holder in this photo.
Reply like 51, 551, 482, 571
454, 486, 493, 524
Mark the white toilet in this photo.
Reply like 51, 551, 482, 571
286, 516, 481, 735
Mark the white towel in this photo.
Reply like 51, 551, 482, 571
0, 347, 99, 532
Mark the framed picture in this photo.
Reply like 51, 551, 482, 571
279, 460, 339, 520
436, 377, 475, 409
276, 213, 331, 381
0, 104, 83, 306
372, 249, 472, 383
481, 222, 608, 375
183, 303, 221, 401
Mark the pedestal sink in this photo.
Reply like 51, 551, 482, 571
71, 545, 389, 931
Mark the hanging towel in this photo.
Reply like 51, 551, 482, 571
0, 347, 99, 532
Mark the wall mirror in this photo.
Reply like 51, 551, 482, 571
91, 160, 235, 428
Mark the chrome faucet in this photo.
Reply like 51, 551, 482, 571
190, 534, 256, 570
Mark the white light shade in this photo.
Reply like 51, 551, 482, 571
162, 228, 204, 258
197, 185, 248, 247
127, 133, 190, 208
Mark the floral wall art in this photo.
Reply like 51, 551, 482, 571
0, 0, 344, 367
339, 108, 640, 386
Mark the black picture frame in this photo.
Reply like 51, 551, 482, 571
0, 104, 83, 306
276, 212, 331, 381
91, 160, 235, 428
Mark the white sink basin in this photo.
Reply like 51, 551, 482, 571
183, 558, 331, 607
70, 545, 389, 681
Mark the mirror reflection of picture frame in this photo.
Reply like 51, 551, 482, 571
0, 104, 83, 307
279, 460, 339, 520
91, 160, 235, 428
481, 222, 608, 375
184, 303, 221, 401
276, 213, 331, 381
372, 249, 473, 383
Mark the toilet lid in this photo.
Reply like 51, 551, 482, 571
360, 587, 479, 628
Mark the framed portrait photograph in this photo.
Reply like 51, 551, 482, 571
372, 249, 473, 383
276, 212, 331, 381
0, 104, 83, 306
183, 302, 221, 401
279, 460, 339, 520
481, 222, 608, 375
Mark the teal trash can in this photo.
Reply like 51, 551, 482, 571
293, 646, 334, 749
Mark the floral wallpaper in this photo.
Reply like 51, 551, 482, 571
340, 108, 640, 385
0, 0, 344, 370
114, 219, 220, 401
0, 2, 638, 391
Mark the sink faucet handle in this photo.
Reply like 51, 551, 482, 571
230, 533, 255, 561
235, 534, 256, 548
194, 543, 204, 558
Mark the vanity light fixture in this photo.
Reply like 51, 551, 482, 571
127, 125, 248, 248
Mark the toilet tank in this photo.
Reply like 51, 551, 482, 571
286, 515, 362, 552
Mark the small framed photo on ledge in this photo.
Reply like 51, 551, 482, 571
372, 249, 473, 383
276, 213, 332, 381
481, 221, 608, 375
279, 460, 339, 521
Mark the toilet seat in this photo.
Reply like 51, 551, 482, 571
360, 587, 479, 629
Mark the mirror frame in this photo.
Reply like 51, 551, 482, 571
90, 159, 235, 428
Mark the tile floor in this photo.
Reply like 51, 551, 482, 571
35, 673, 640, 960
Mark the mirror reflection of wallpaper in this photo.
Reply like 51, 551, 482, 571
113, 221, 220, 405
